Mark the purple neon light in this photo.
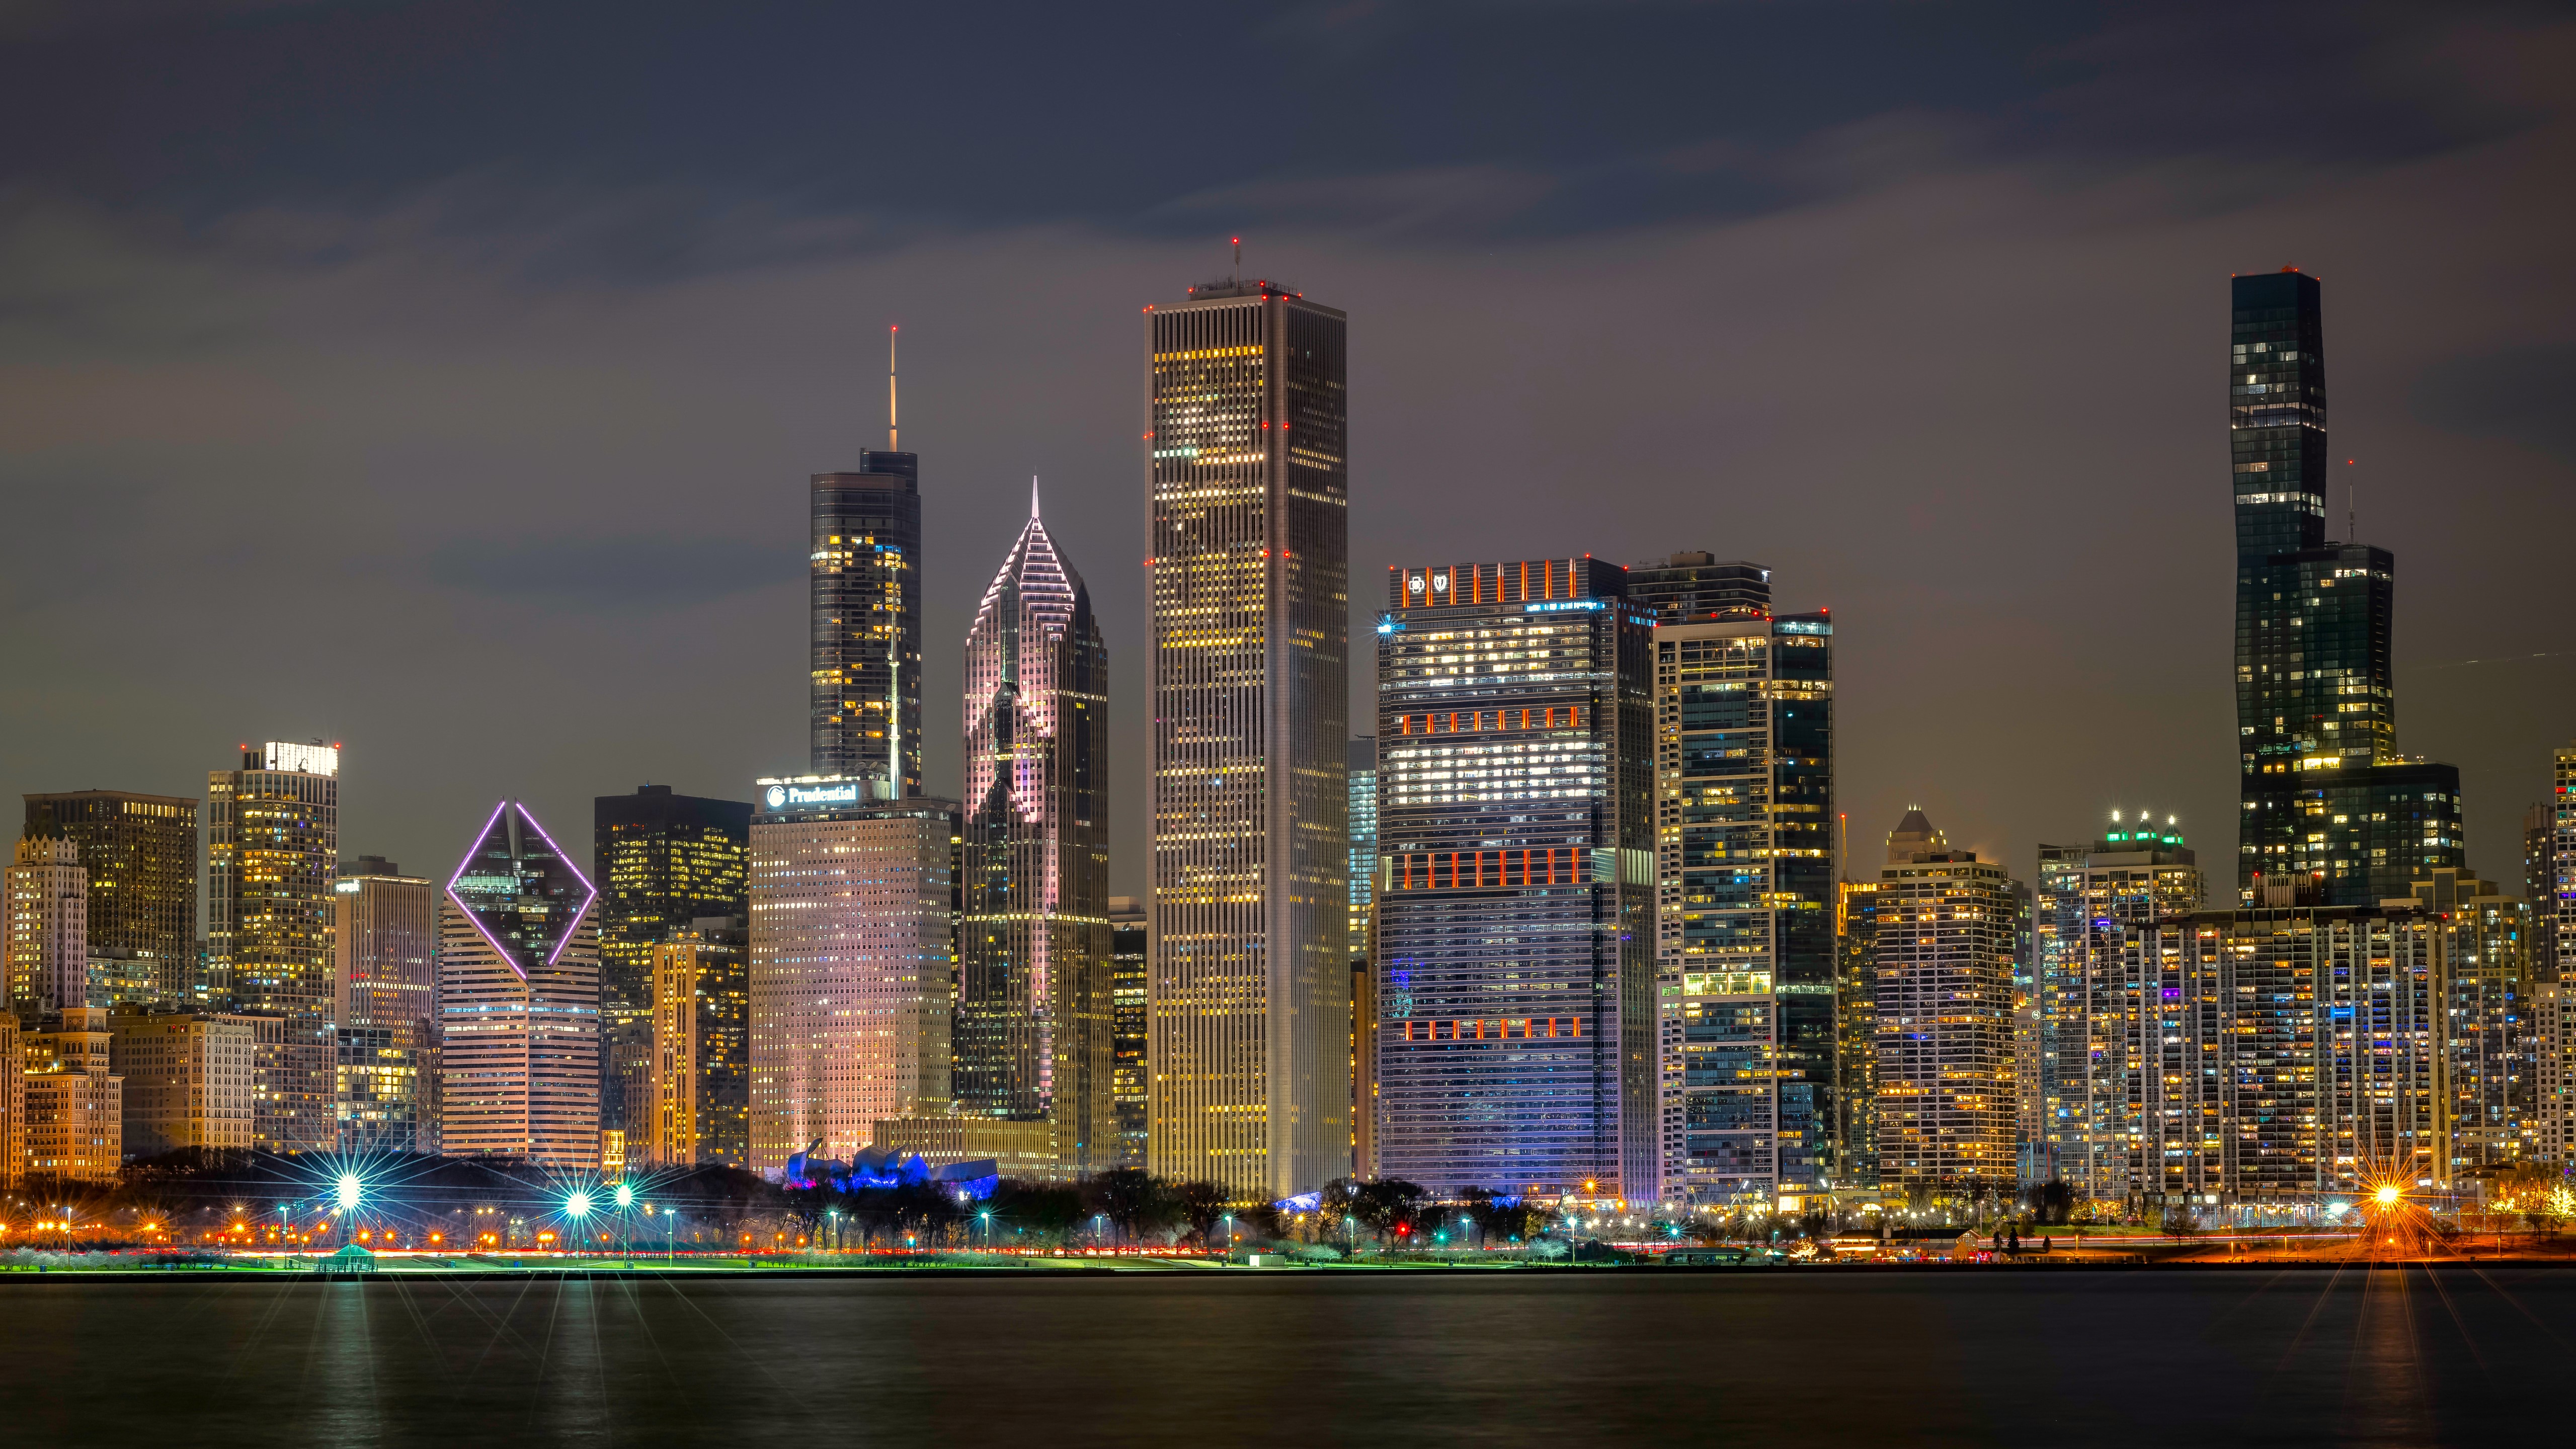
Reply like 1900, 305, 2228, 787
442, 798, 597, 981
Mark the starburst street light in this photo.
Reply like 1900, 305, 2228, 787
615, 1184, 634, 1210
2376, 1184, 2402, 1208
336, 1174, 363, 1213
567, 1190, 594, 1220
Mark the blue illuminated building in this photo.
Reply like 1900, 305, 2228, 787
1373, 558, 1655, 1199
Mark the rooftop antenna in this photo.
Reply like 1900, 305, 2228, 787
1232, 236, 1240, 286
2345, 458, 2357, 541
888, 325, 900, 452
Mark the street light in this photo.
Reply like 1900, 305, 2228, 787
566, 1191, 593, 1256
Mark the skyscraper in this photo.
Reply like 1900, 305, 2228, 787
207, 742, 339, 1153
1108, 897, 1147, 1169
1627, 552, 1771, 624
2035, 817, 2203, 1198
811, 426, 923, 793
748, 784, 956, 1174
957, 490, 1110, 1172
594, 786, 750, 1143
1655, 608, 1837, 1206
1864, 810, 2017, 1197
1147, 272, 1350, 1198
2230, 270, 2461, 905
333, 857, 437, 1153
1348, 736, 1378, 964
21, 1007, 120, 1182
645, 915, 749, 1170
23, 791, 198, 1004
7, 829, 85, 1017
1348, 736, 1380, 1179
437, 799, 601, 1167
109, 1010, 256, 1158
1375, 558, 1655, 1198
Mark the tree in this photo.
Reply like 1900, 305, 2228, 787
1172, 1180, 1231, 1247
1086, 1168, 1176, 1243
989, 1179, 1085, 1246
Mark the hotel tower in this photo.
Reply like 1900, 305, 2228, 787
1146, 270, 1350, 1198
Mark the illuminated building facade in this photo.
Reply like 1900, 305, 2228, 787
1655, 610, 1836, 1207
812, 451, 923, 794
0, 1016, 19, 1187
2036, 820, 2203, 1198
437, 799, 601, 1167
1348, 737, 1379, 1179
1833, 874, 1879, 1189
1374, 558, 1654, 1198
958, 497, 1110, 1172
331, 858, 435, 1153
1866, 811, 2017, 1195
2549, 742, 2576, 1165
748, 786, 955, 1175
7, 829, 85, 1017
1147, 275, 1350, 1199
22, 1007, 121, 1181
594, 787, 750, 1145
2393, 869, 2536, 1174
109, 1010, 255, 1157
1627, 552, 1770, 623
208, 742, 339, 1153
645, 916, 749, 1169
1108, 897, 1147, 1168
1349, 736, 1378, 954
23, 791, 198, 1003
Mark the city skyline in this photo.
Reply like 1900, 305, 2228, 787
5, 10, 2570, 916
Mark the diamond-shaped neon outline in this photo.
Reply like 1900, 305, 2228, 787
444, 798, 597, 981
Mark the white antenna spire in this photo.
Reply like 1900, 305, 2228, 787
888, 325, 899, 452
1031, 475, 1041, 519
1232, 235, 1240, 286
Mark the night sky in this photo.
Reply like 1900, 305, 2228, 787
4, 1, 2570, 897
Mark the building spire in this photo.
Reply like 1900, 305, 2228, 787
1031, 475, 1041, 519
888, 324, 899, 452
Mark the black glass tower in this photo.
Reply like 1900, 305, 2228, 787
812, 449, 923, 794
1627, 552, 1772, 623
594, 786, 750, 1136
2231, 271, 2459, 904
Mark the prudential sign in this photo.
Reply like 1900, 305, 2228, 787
765, 782, 861, 810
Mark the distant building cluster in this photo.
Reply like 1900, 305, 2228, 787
6, 269, 2569, 1224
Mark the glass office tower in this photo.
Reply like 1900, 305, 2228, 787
1107, 897, 1147, 1169
438, 799, 601, 1167
208, 742, 339, 1153
1146, 274, 1350, 1199
812, 450, 923, 795
23, 791, 198, 1004
594, 786, 750, 1141
2231, 270, 2458, 904
1655, 610, 1836, 1206
957, 496, 1111, 1172
1375, 558, 1654, 1198
1627, 552, 1770, 624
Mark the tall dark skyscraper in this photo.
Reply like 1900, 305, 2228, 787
2231, 270, 2460, 904
1147, 272, 1351, 1198
594, 786, 750, 1140
812, 339, 923, 795
23, 791, 199, 1004
957, 491, 1111, 1172
1375, 558, 1655, 1198
1627, 552, 1770, 624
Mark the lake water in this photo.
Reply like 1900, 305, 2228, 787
0, 1266, 2564, 1445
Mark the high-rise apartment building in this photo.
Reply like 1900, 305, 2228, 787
644, 916, 749, 1170
1655, 609, 1836, 1207
22, 1007, 121, 1181
2545, 742, 2576, 1165
1627, 552, 1770, 624
1862, 811, 2016, 1196
957, 497, 1110, 1172
1833, 867, 1879, 1190
812, 449, 923, 794
594, 787, 750, 1145
1347, 736, 1380, 1180
24, 791, 198, 1003
748, 785, 955, 1174
108, 1010, 256, 1157
2036, 819, 2204, 1197
1348, 736, 1378, 962
8, 829, 85, 1017
1146, 273, 1350, 1198
437, 799, 600, 1167
2392, 869, 2536, 1174
2229, 271, 2463, 905
208, 742, 339, 1152
1374, 558, 1653, 1198
332, 857, 437, 1154
1108, 897, 1147, 1169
